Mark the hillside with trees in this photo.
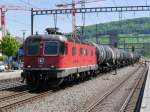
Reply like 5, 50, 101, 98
80, 17, 150, 35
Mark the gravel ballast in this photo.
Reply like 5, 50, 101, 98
11, 64, 139, 112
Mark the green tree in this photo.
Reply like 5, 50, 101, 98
0, 33, 19, 57
0, 33, 19, 69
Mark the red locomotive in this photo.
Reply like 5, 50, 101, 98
22, 32, 98, 88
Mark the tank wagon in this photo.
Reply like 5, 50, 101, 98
21, 33, 140, 88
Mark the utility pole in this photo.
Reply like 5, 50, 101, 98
81, 0, 85, 37
72, 0, 76, 38
21, 30, 26, 43
31, 8, 33, 35
0, 6, 6, 37
96, 24, 99, 44
124, 39, 125, 50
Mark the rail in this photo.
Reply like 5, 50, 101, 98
119, 64, 148, 112
84, 64, 145, 112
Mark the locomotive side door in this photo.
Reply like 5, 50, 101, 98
72, 42, 77, 69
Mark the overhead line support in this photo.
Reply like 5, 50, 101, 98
31, 8, 34, 35
32, 6, 150, 15
31, 5, 150, 35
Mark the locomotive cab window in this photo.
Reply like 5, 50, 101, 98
44, 41, 58, 55
26, 39, 40, 56
27, 44, 39, 55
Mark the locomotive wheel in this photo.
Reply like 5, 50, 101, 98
26, 78, 64, 89
26, 79, 37, 90
46, 78, 64, 88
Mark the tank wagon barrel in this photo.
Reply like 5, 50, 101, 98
92, 43, 139, 71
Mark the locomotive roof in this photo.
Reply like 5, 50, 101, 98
26, 34, 67, 42
26, 34, 94, 46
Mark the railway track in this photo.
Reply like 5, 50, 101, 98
0, 78, 24, 91
0, 85, 27, 99
0, 78, 21, 83
0, 88, 54, 112
0, 90, 37, 112
84, 64, 147, 112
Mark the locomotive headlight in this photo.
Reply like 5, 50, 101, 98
27, 65, 31, 68
50, 65, 55, 69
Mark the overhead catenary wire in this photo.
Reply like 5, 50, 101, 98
56, 0, 106, 8
7, 18, 44, 32
124, 0, 129, 6
78, 0, 105, 4
112, 0, 117, 6
56, 0, 106, 38
0, 0, 8, 4
18, 0, 40, 9
7, 18, 30, 27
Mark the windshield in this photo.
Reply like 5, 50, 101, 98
25, 38, 40, 56
44, 42, 58, 55
27, 44, 39, 55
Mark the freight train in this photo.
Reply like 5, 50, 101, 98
21, 31, 140, 88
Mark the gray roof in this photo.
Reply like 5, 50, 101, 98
27, 34, 68, 42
